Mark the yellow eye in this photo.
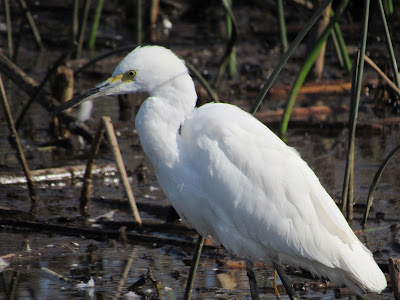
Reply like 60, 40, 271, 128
121, 69, 137, 82
127, 69, 137, 78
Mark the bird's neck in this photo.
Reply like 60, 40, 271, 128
135, 76, 197, 169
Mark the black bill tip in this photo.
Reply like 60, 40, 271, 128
49, 86, 104, 116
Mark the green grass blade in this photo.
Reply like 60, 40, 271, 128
225, 0, 236, 78
331, 29, 344, 68
277, 0, 288, 53
215, 0, 238, 87
88, 0, 104, 50
331, 11, 352, 72
72, 0, 79, 44
362, 144, 400, 228
279, 0, 349, 135
186, 61, 220, 103
249, 0, 333, 115
383, 0, 393, 15
76, 0, 92, 59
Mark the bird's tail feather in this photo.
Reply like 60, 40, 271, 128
280, 241, 386, 295
336, 242, 386, 294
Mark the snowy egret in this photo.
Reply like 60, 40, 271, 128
52, 46, 387, 295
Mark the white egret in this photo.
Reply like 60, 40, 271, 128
53, 46, 387, 296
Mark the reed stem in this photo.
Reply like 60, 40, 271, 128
341, 0, 370, 218
4, 0, 13, 59
76, 0, 92, 59
88, 0, 104, 51
277, 0, 288, 53
377, 0, 400, 89
137, 0, 143, 45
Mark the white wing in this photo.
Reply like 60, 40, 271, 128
155, 102, 385, 293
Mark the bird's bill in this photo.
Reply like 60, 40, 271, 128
50, 75, 124, 115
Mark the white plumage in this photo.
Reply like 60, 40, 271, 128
54, 45, 387, 295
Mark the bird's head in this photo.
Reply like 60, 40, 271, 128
51, 46, 190, 114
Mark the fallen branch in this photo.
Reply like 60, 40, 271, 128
0, 163, 118, 185
0, 218, 209, 252
364, 55, 400, 97
269, 78, 379, 97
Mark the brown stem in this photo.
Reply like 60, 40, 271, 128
0, 75, 38, 209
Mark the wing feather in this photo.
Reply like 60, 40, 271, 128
163, 102, 368, 272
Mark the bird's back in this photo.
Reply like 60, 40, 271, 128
154, 102, 386, 294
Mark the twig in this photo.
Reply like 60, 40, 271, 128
78, 116, 142, 224
273, 261, 299, 300
0, 52, 38, 95
246, 258, 260, 300
41, 267, 70, 282
102, 116, 142, 226
52, 65, 75, 105
389, 257, 400, 300
0, 75, 38, 209
80, 119, 106, 217
17, 0, 44, 50
184, 235, 204, 300
147, 267, 162, 298
364, 55, 400, 96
